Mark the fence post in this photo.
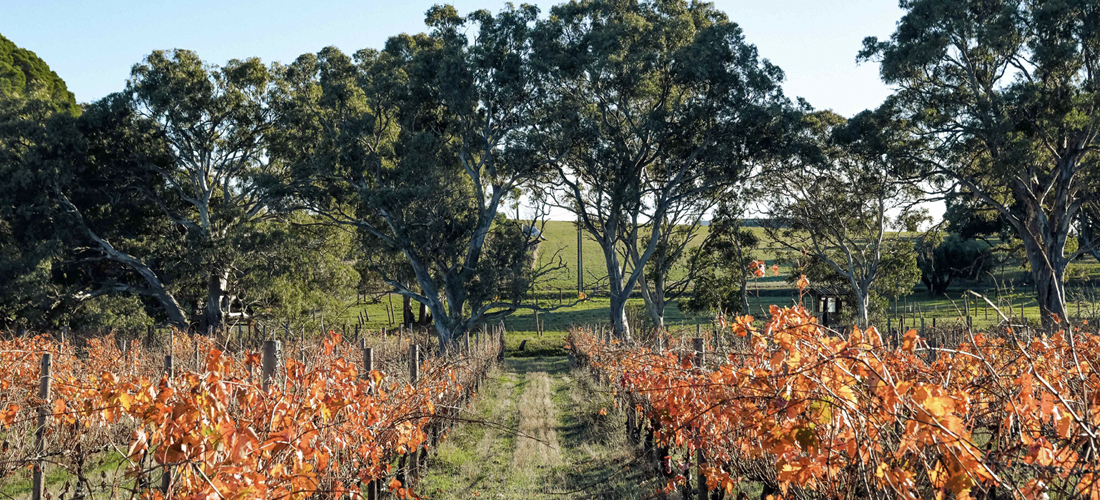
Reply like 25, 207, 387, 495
693, 337, 704, 368
696, 449, 706, 500
363, 345, 374, 375
262, 340, 282, 392
160, 351, 174, 493
464, 330, 471, 354
194, 338, 201, 372
409, 344, 420, 385
32, 353, 52, 500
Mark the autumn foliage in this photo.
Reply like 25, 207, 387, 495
0, 331, 495, 498
570, 304, 1100, 499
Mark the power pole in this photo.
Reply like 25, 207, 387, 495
577, 214, 584, 294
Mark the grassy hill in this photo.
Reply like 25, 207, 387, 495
530, 220, 791, 293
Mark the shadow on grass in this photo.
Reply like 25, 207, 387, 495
505, 356, 570, 375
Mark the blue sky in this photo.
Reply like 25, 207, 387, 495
3, 0, 903, 116
5, 0, 935, 221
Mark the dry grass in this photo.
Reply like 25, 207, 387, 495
418, 357, 662, 499
514, 371, 562, 470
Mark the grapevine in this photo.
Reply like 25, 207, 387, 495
570, 304, 1100, 499
0, 330, 498, 498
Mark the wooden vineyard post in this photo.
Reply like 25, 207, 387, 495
964, 295, 971, 329
32, 353, 51, 500
163, 353, 174, 378
409, 344, 420, 385
464, 330, 471, 354
262, 340, 282, 392
407, 343, 424, 474
714, 322, 722, 355
363, 345, 374, 381
696, 449, 706, 500
161, 351, 174, 493
693, 337, 704, 368
193, 337, 201, 373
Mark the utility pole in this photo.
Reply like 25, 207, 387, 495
577, 214, 584, 294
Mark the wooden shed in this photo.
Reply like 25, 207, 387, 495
807, 285, 847, 327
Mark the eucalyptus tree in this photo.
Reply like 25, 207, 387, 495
860, 0, 1100, 325
916, 233, 994, 297
0, 33, 77, 113
126, 50, 282, 330
681, 200, 760, 317
765, 110, 923, 327
534, 0, 793, 337
0, 91, 192, 328
272, 5, 553, 350
631, 195, 713, 329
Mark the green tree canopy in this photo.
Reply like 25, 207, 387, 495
271, 5, 555, 350
916, 233, 995, 297
535, 0, 796, 337
861, 0, 1100, 325
0, 34, 77, 113
765, 110, 924, 327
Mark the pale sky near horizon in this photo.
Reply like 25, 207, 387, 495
4, 0, 937, 220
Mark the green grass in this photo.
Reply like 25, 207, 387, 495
0, 450, 130, 498
417, 356, 662, 499
329, 221, 1100, 354
530, 221, 792, 291
339, 284, 1100, 360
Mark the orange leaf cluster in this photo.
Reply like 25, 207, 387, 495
0, 332, 495, 498
571, 304, 1100, 499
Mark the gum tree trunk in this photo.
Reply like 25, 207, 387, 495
205, 270, 229, 332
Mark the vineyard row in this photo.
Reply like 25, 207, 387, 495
569, 305, 1100, 500
0, 327, 504, 499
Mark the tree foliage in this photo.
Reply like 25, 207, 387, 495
0, 33, 77, 113
916, 233, 995, 296
271, 5, 553, 349
536, 0, 795, 337
766, 110, 923, 326
682, 201, 759, 316
861, 0, 1100, 325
